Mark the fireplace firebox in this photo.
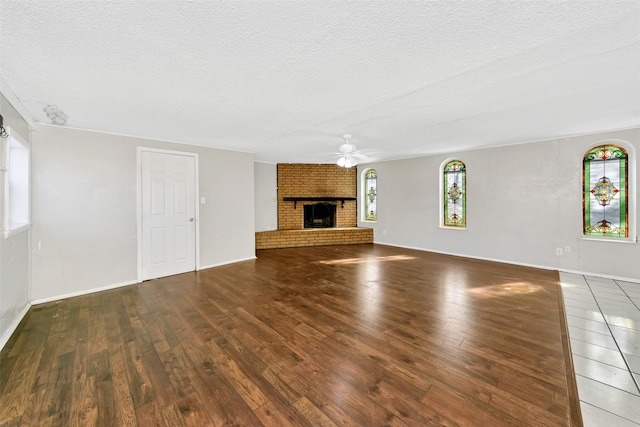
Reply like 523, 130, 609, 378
304, 203, 336, 228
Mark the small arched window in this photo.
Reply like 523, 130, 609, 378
364, 169, 377, 221
443, 160, 466, 228
583, 145, 628, 238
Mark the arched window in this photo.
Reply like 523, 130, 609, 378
443, 160, 466, 228
363, 169, 377, 221
583, 145, 628, 238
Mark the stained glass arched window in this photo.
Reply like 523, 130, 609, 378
443, 160, 466, 227
583, 145, 628, 238
364, 169, 377, 221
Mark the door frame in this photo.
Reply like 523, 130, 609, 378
136, 146, 201, 282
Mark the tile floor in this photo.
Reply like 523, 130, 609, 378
560, 272, 640, 427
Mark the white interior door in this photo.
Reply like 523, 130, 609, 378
141, 150, 196, 280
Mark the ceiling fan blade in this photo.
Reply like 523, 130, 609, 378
306, 133, 378, 165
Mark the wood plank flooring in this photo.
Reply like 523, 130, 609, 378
0, 244, 581, 426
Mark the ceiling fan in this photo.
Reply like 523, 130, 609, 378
336, 133, 369, 168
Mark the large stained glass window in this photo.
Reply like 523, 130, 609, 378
364, 169, 377, 221
583, 145, 628, 237
443, 160, 466, 227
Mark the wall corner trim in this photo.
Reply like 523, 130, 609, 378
0, 302, 32, 352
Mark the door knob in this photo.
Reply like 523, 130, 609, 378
189, 218, 194, 222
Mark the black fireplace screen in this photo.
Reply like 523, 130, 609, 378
304, 203, 337, 228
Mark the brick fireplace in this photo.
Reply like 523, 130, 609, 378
277, 163, 357, 229
255, 164, 373, 249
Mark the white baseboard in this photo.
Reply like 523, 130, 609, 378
29, 257, 258, 307
31, 279, 139, 306
199, 256, 256, 271
373, 241, 640, 283
0, 302, 32, 351
374, 241, 557, 272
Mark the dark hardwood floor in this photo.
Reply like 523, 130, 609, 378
0, 244, 581, 426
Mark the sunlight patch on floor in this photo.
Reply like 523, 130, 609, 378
318, 255, 416, 265
467, 282, 542, 298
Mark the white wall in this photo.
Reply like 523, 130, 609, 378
30, 125, 256, 302
0, 93, 31, 349
254, 162, 278, 231
358, 128, 640, 281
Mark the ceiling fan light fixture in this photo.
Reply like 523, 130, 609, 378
336, 133, 359, 168
345, 157, 357, 168
337, 155, 357, 168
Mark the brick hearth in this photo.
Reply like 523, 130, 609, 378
255, 227, 373, 249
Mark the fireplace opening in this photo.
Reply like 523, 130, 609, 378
304, 203, 337, 228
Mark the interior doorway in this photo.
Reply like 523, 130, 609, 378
138, 148, 199, 281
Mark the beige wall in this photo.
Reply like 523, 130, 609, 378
30, 125, 256, 302
358, 128, 639, 281
254, 162, 277, 232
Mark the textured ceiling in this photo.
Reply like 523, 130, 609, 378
1, 1, 639, 164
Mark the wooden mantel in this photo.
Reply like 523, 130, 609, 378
282, 196, 357, 209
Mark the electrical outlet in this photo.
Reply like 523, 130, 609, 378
556, 248, 563, 256
383, 230, 388, 236
565, 245, 571, 253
